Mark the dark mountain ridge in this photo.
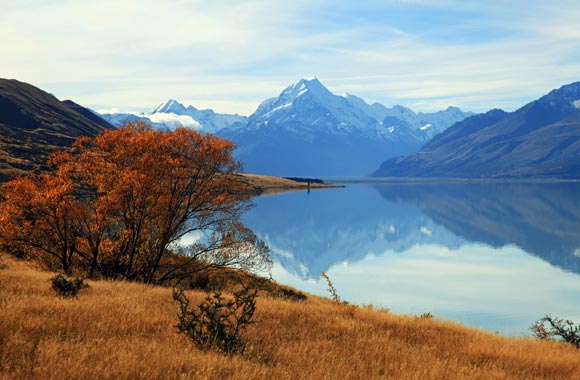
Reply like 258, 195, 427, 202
374, 81, 580, 178
0, 78, 114, 181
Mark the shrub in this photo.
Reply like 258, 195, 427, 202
530, 315, 580, 348
283, 177, 324, 184
0, 255, 8, 270
51, 274, 89, 298
321, 271, 341, 303
173, 285, 257, 355
188, 272, 211, 291
277, 288, 307, 302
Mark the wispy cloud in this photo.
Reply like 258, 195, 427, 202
1, 0, 579, 114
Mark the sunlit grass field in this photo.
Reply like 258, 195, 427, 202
1, 254, 578, 380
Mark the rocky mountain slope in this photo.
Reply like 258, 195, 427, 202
374, 81, 580, 178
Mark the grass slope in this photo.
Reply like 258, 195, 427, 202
236, 173, 340, 195
0, 255, 579, 380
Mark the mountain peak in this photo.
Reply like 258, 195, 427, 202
252, 77, 335, 119
539, 81, 580, 108
391, 104, 416, 116
300, 76, 320, 85
151, 99, 187, 114
283, 77, 329, 97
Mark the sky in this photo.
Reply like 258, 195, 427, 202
2, 0, 580, 116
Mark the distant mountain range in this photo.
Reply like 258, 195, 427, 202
218, 78, 473, 176
101, 77, 473, 177
5, 76, 580, 180
100, 100, 246, 134
374, 81, 580, 178
0, 78, 113, 182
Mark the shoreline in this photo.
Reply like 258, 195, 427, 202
236, 172, 344, 196
321, 176, 580, 185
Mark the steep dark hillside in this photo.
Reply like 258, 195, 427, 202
61, 99, 112, 129
374, 82, 580, 178
0, 79, 114, 181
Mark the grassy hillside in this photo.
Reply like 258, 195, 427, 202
1, 255, 578, 380
236, 173, 340, 195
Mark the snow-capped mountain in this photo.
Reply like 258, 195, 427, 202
248, 78, 376, 134
99, 78, 472, 176
100, 100, 246, 134
151, 99, 188, 114
98, 112, 169, 130
340, 94, 473, 140
219, 77, 473, 176
150, 99, 246, 133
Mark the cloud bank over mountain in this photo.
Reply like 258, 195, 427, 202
2, 1, 580, 115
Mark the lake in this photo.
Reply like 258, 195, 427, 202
242, 181, 580, 336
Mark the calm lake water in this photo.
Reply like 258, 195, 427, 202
242, 181, 580, 336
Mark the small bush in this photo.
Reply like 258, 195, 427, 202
188, 272, 211, 291
530, 315, 580, 348
420, 312, 434, 319
51, 274, 89, 298
321, 272, 341, 304
277, 288, 307, 302
362, 304, 390, 313
173, 285, 257, 355
283, 177, 325, 184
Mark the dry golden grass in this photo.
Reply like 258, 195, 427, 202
1, 254, 579, 380
235, 173, 341, 196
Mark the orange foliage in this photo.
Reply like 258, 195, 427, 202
0, 122, 270, 282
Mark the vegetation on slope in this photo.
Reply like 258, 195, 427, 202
1, 255, 579, 380
0, 116, 578, 380
235, 173, 340, 196
0, 123, 270, 284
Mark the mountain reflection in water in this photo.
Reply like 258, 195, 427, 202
375, 182, 580, 275
242, 182, 580, 335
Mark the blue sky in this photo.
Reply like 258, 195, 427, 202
2, 0, 580, 115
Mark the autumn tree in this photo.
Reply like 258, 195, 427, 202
0, 122, 270, 283
0, 173, 80, 274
